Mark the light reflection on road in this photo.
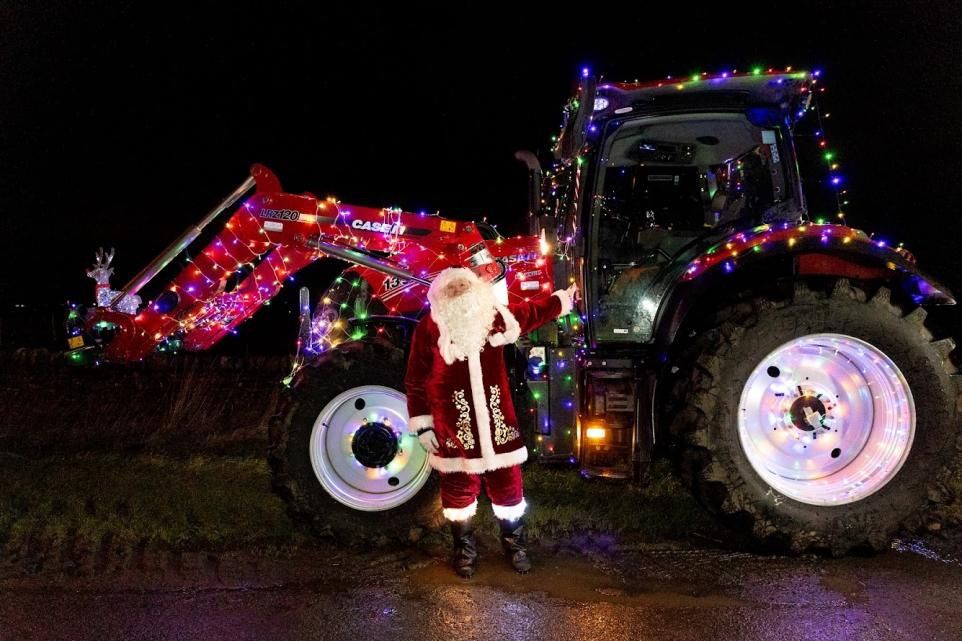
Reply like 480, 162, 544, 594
1, 539, 961, 641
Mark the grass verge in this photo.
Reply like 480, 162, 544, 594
0, 454, 726, 559
0, 454, 296, 553
517, 460, 726, 543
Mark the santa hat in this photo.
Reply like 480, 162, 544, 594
428, 267, 520, 364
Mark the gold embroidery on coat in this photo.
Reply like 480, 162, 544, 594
489, 385, 520, 445
452, 389, 476, 450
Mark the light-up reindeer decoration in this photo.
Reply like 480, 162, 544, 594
87, 247, 141, 315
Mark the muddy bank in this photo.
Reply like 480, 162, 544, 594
0, 348, 290, 455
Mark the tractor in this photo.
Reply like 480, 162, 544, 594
71, 68, 961, 554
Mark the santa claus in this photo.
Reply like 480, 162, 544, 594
405, 266, 575, 577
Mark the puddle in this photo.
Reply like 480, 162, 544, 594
408, 548, 747, 608
890, 537, 962, 568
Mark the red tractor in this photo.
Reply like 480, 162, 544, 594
71, 68, 961, 553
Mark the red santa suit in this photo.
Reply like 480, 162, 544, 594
404, 268, 572, 522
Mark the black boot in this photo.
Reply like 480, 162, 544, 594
499, 518, 531, 573
450, 518, 478, 578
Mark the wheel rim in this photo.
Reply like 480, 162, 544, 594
738, 333, 916, 506
310, 385, 430, 512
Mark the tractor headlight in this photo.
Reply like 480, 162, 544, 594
585, 423, 607, 440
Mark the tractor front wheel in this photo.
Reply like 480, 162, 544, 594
268, 340, 442, 541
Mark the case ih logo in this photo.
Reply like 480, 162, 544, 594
260, 208, 301, 222
503, 252, 539, 264
352, 220, 402, 234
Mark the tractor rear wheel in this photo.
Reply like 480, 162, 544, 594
670, 280, 961, 554
268, 340, 442, 541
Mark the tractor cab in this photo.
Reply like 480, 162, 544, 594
548, 70, 813, 345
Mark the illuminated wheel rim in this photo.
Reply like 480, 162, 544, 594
310, 385, 430, 511
738, 333, 916, 506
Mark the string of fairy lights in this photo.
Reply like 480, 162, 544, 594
682, 221, 916, 284
302, 239, 557, 352
806, 71, 851, 224
550, 66, 849, 224
145, 200, 442, 355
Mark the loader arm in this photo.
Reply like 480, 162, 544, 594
87, 164, 510, 362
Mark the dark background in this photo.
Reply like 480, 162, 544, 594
1, 2, 960, 351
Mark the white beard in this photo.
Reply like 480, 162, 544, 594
434, 282, 498, 363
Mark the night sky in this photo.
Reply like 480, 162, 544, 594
2, 3, 960, 349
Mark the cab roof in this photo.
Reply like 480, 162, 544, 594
593, 69, 814, 122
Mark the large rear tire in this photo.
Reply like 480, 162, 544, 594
670, 280, 961, 554
268, 340, 442, 541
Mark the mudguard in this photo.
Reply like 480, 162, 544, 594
654, 222, 955, 348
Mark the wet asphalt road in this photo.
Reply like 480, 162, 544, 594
2, 539, 961, 641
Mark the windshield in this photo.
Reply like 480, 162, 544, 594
597, 113, 792, 240
589, 112, 796, 343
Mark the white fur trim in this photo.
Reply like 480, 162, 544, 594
408, 414, 434, 434
443, 499, 478, 522
428, 267, 480, 308
492, 279, 509, 305
468, 350, 496, 464
487, 305, 520, 347
429, 446, 528, 474
488, 334, 506, 347
553, 289, 573, 316
491, 498, 527, 521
